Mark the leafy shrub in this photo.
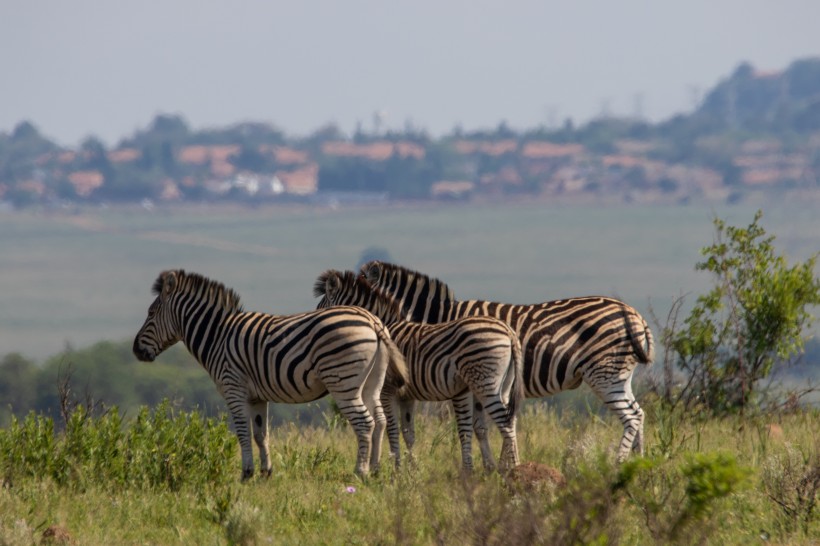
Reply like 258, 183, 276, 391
0, 400, 236, 491
660, 211, 820, 414
614, 451, 750, 543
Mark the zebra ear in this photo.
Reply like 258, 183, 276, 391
364, 262, 382, 284
325, 272, 341, 295
160, 270, 178, 300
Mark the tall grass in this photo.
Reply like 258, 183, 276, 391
1, 400, 818, 545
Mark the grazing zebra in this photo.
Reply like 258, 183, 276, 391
132, 269, 409, 480
361, 261, 655, 462
314, 269, 523, 471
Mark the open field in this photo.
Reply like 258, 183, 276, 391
1, 200, 818, 362
1, 404, 818, 545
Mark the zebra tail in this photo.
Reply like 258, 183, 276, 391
378, 327, 410, 392
506, 331, 526, 424
625, 309, 655, 365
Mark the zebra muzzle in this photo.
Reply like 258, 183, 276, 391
132, 340, 155, 362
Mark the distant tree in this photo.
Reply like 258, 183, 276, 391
11, 121, 42, 142
494, 120, 516, 139
0, 353, 38, 426
229, 144, 277, 173
657, 177, 679, 194
79, 136, 114, 180
98, 168, 161, 202
318, 157, 385, 193
192, 122, 286, 147
119, 114, 190, 149
785, 58, 820, 102
384, 154, 438, 199
0, 121, 58, 182
300, 123, 347, 154
356, 247, 393, 270
149, 114, 189, 140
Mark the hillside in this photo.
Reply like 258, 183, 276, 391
1, 58, 819, 209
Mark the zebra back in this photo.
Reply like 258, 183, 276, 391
314, 270, 403, 327
361, 261, 654, 393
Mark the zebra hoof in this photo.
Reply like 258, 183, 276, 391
241, 468, 254, 482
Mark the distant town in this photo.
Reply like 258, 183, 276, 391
2, 58, 819, 210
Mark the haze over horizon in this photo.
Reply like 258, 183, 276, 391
2, 1, 818, 148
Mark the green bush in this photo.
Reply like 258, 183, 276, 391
615, 451, 751, 543
0, 400, 236, 491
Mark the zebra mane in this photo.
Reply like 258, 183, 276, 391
360, 261, 456, 301
152, 269, 244, 313
314, 269, 404, 321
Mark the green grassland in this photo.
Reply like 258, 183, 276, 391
2, 201, 818, 362
1, 402, 818, 545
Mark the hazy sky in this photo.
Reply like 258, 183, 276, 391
2, 1, 818, 147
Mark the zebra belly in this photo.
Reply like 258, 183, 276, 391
243, 362, 330, 404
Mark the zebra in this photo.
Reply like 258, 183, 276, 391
132, 269, 409, 480
360, 261, 655, 462
314, 269, 524, 472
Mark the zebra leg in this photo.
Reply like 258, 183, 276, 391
361, 352, 388, 474
472, 402, 497, 472
366, 396, 386, 474
586, 367, 644, 462
478, 395, 520, 471
225, 395, 255, 481
250, 401, 271, 477
383, 394, 402, 467
451, 393, 475, 472
631, 400, 646, 456
398, 397, 417, 465
333, 394, 376, 476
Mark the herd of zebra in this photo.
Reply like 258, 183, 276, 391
132, 261, 655, 481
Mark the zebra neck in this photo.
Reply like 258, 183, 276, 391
367, 296, 401, 329
180, 305, 228, 366
406, 297, 458, 324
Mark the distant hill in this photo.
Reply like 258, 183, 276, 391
1, 58, 819, 208
696, 58, 820, 132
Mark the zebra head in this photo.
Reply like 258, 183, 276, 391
313, 269, 403, 325
133, 270, 184, 362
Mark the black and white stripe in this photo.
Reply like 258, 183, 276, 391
314, 270, 523, 471
133, 269, 408, 479
361, 261, 655, 462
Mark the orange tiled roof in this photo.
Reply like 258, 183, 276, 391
479, 166, 522, 186
211, 159, 236, 178
454, 140, 518, 156
160, 179, 182, 200
258, 145, 310, 165
520, 142, 584, 159
18, 180, 46, 195
321, 141, 425, 161
275, 163, 319, 195
178, 145, 240, 164
602, 155, 643, 168
108, 148, 141, 163
67, 170, 104, 196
